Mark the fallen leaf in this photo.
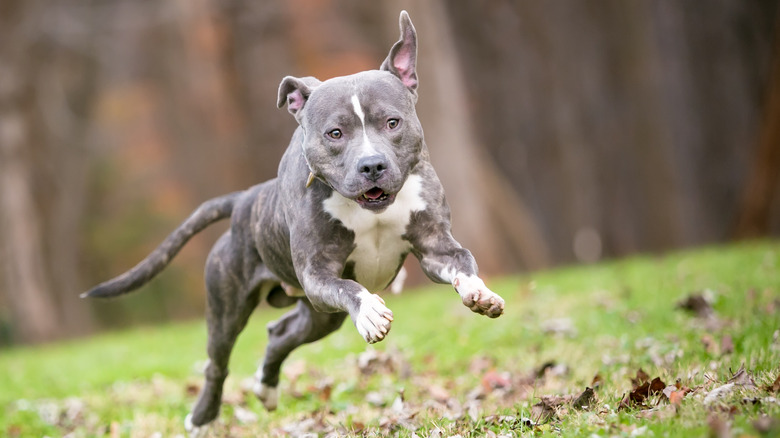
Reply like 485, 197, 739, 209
426, 384, 450, 403
753, 415, 780, 435
636, 405, 676, 420
234, 406, 258, 424
391, 388, 405, 414
677, 292, 714, 318
704, 383, 736, 405
535, 361, 557, 378
316, 379, 332, 401
591, 373, 604, 388
767, 373, 780, 393
621, 374, 666, 409
720, 334, 734, 355
541, 318, 577, 337
530, 400, 556, 424
481, 370, 511, 392
631, 369, 651, 388
662, 385, 688, 406
708, 414, 732, 438
284, 360, 307, 381
365, 391, 387, 407
727, 365, 757, 389
649, 377, 666, 395
571, 387, 596, 410
669, 390, 685, 405
469, 356, 494, 374
185, 382, 200, 397
701, 334, 717, 354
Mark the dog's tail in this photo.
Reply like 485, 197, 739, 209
81, 192, 241, 299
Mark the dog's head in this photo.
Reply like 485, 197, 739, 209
277, 11, 423, 212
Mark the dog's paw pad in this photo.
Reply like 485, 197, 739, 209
354, 292, 393, 344
253, 381, 278, 411
454, 274, 505, 318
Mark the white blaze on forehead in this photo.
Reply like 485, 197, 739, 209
351, 94, 376, 156
351, 94, 366, 125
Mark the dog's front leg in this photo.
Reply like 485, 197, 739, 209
299, 266, 394, 344
412, 231, 505, 318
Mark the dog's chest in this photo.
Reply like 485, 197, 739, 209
323, 175, 426, 291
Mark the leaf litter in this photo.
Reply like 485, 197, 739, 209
7, 251, 780, 437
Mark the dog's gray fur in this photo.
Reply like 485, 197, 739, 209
84, 11, 505, 431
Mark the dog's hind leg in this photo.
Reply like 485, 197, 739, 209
186, 232, 264, 432
253, 298, 347, 410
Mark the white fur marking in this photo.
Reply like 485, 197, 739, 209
351, 94, 376, 156
453, 273, 488, 299
452, 272, 505, 317
355, 289, 393, 343
438, 266, 458, 284
323, 174, 426, 292
253, 382, 279, 411
351, 94, 365, 124
184, 413, 206, 437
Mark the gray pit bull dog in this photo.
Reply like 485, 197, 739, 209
84, 11, 504, 433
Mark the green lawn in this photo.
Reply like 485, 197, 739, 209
2, 241, 779, 437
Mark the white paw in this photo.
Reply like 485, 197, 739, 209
253, 380, 278, 411
453, 274, 505, 318
354, 292, 394, 344
184, 413, 206, 438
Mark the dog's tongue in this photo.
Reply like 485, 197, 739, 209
364, 188, 384, 200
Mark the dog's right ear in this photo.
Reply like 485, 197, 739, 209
277, 76, 322, 118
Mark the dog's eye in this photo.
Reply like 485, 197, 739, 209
387, 119, 400, 130
327, 129, 342, 139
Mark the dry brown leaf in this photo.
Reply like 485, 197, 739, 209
631, 369, 651, 388
720, 334, 734, 355
571, 387, 596, 410
469, 356, 494, 374
591, 373, 604, 388
677, 292, 714, 318
427, 384, 450, 403
531, 400, 556, 424
767, 373, 780, 393
727, 364, 757, 389
753, 415, 780, 435
481, 370, 511, 392
621, 373, 666, 410
708, 414, 732, 438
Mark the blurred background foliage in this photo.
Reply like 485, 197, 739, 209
0, 0, 778, 346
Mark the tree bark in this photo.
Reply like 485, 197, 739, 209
0, 56, 61, 342
735, 10, 780, 238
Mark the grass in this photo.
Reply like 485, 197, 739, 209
1, 240, 779, 437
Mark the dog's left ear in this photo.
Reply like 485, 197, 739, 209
277, 76, 322, 119
381, 10, 418, 94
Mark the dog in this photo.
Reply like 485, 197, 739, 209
83, 11, 505, 433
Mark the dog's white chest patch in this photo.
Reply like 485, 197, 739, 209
323, 174, 426, 291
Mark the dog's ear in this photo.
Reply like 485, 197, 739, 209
277, 76, 321, 118
381, 10, 418, 94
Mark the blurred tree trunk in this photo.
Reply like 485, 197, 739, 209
442, 0, 778, 263
0, 0, 99, 342
735, 10, 780, 238
400, 0, 551, 273
220, 0, 298, 184
0, 1, 60, 343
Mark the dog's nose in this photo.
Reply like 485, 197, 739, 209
358, 155, 388, 182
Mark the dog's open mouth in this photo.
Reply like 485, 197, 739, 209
356, 187, 395, 211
